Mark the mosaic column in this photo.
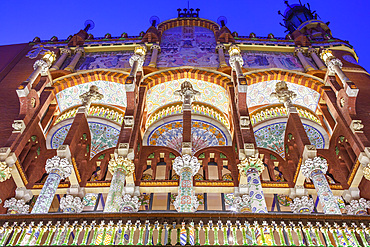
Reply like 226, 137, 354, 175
104, 155, 135, 212
50, 48, 71, 71
301, 157, 341, 214
308, 48, 326, 70
294, 47, 314, 72
228, 45, 244, 77
31, 156, 72, 214
215, 44, 227, 68
237, 156, 268, 213
173, 154, 200, 212
65, 47, 84, 72
148, 44, 160, 67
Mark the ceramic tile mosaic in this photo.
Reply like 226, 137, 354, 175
51, 122, 120, 158
246, 80, 321, 111
147, 120, 228, 154
56, 80, 127, 112
157, 26, 218, 67
146, 78, 229, 115
254, 122, 325, 159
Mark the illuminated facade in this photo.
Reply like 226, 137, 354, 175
0, 2, 369, 246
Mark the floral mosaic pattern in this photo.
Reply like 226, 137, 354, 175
247, 170, 268, 213
146, 78, 229, 114
254, 122, 325, 159
56, 81, 127, 112
157, 26, 218, 67
225, 51, 303, 71
51, 122, 120, 158
147, 120, 228, 154
247, 80, 321, 111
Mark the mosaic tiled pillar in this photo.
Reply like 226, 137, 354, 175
31, 156, 72, 214
173, 154, 200, 212
237, 156, 268, 213
104, 155, 135, 212
301, 157, 341, 214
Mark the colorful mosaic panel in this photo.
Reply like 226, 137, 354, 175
56, 81, 127, 112
254, 122, 325, 159
312, 171, 341, 214
51, 122, 120, 158
147, 120, 228, 154
31, 173, 61, 214
247, 170, 268, 213
225, 51, 303, 71
157, 26, 218, 67
146, 78, 229, 114
247, 80, 320, 111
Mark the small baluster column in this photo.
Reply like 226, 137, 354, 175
65, 47, 84, 72
104, 155, 135, 212
148, 44, 161, 68
50, 48, 71, 71
31, 156, 72, 214
301, 157, 341, 214
173, 155, 200, 212
294, 47, 314, 72
215, 44, 227, 68
308, 48, 326, 70
237, 156, 268, 213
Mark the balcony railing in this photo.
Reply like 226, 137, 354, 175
0, 212, 369, 246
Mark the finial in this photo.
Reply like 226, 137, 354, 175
84, 20, 95, 32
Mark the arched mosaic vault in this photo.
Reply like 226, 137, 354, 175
146, 78, 229, 115
247, 80, 321, 111
253, 118, 329, 159
46, 117, 121, 159
143, 115, 232, 154
243, 68, 325, 95
52, 69, 129, 93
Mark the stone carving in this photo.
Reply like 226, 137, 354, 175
173, 154, 200, 176
59, 195, 84, 213
345, 198, 370, 215
33, 59, 49, 75
129, 54, 145, 69
108, 154, 135, 176
224, 193, 250, 213
270, 81, 297, 108
326, 58, 343, 74
174, 81, 200, 107
45, 156, 72, 180
240, 116, 250, 129
118, 194, 141, 213
290, 196, 314, 214
4, 198, 29, 214
228, 45, 244, 71
364, 164, 370, 181
79, 85, 104, 110
11, 120, 25, 133
301, 157, 328, 179
0, 161, 12, 182
237, 155, 265, 176
351, 120, 364, 132
124, 116, 134, 128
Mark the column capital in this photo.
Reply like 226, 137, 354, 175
307, 47, 319, 55
215, 44, 225, 52
290, 196, 314, 214
60, 48, 72, 56
345, 198, 370, 215
173, 154, 200, 176
326, 58, 343, 73
59, 195, 84, 213
108, 154, 135, 175
129, 54, 145, 69
301, 157, 328, 179
45, 156, 73, 180
118, 194, 140, 212
0, 161, 12, 182
74, 47, 85, 55
150, 44, 161, 51
3, 198, 29, 214
224, 193, 250, 213
79, 85, 104, 110
237, 155, 264, 176
33, 59, 50, 75
294, 47, 305, 55
228, 45, 244, 70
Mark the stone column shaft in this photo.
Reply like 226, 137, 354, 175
148, 45, 160, 67
216, 44, 227, 67
24, 66, 43, 86
129, 60, 139, 77
308, 49, 326, 70
65, 48, 84, 72
50, 49, 70, 71
295, 48, 314, 72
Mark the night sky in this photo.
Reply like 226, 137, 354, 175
0, 0, 369, 71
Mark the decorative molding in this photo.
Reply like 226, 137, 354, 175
301, 157, 328, 179
108, 154, 135, 176
0, 161, 12, 182
59, 195, 84, 213
3, 198, 29, 214
45, 156, 73, 180
290, 196, 314, 214
173, 154, 200, 176
237, 155, 264, 176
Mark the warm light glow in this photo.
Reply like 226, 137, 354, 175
43, 51, 56, 64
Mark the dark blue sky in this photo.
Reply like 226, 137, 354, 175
1, 0, 369, 71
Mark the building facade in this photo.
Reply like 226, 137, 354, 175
0, 2, 369, 246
